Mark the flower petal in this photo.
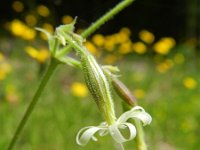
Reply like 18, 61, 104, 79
109, 122, 136, 143
76, 126, 99, 145
76, 126, 106, 146
118, 106, 152, 126
98, 122, 109, 136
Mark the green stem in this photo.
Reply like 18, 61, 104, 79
56, 0, 135, 58
7, 58, 60, 150
134, 119, 147, 150
81, 0, 134, 38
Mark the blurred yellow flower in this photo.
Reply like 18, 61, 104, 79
71, 82, 88, 98
115, 31, 129, 43
174, 53, 185, 64
10, 19, 36, 40
120, 27, 131, 36
118, 41, 132, 54
37, 49, 50, 63
132, 42, 147, 54
62, 15, 73, 24
183, 77, 197, 90
139, 30, 155, 44
10, 19, 26, 36
12, 1, 24, 12
37, 5, 50, 17
84, 41, 100, 56
103, 54, 119, 64
153, 37, 176, 55
92, 34, 105, 47
40, 23, 54, 40
156, 59, 173, 73
25, 14, 37, 26
23, 28, 36, 40
25, 46, 50, 63
133, 89, 145, 99
42, 23, 54, 33
104, 36, 116, 51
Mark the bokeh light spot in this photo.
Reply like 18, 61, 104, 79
12, 1, 24, 12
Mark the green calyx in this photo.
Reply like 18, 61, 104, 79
54, 20, 117, 125
81, 55, 116, 125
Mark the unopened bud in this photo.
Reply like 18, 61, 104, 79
111, 77, 136, 106
81, 54, 116, 125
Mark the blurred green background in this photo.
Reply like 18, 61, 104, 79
0, 0, 200, 150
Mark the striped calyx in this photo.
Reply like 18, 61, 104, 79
81, 54, 116, 125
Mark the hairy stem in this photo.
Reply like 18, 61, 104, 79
81, 0, 135, 38
7, 58, 60, 150
56, 0, 135, 57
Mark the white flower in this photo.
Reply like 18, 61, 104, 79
76, 106, 152, 146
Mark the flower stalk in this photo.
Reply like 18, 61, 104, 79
134, 119, 147, 150
7, 57, 60, 150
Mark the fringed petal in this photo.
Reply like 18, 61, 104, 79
118, 106, 152, 126
109, 122, 136, 143
76, 106, 152, 146
76, 126, 101, 146
76, 125, 108, 146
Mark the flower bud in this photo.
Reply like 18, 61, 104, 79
111, 77, 136, 106
81, 54, 116, 125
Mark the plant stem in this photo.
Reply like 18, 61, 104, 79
7, 58, 60, 150
56, 0, 135, 58
134, 119, 147, 150
81, 0, 135, 38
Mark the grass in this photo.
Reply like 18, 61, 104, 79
0, 42, 200, 150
